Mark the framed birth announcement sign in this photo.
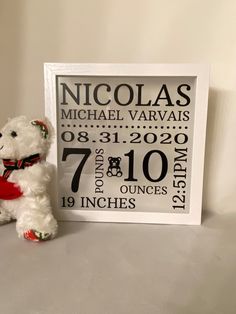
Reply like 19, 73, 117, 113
45, 63, 209, 225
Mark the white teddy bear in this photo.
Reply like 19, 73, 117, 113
0, 116, 58, 242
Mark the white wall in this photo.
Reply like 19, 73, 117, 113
0, 0, 235, 213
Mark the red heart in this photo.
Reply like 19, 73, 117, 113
0, 176, 23, 200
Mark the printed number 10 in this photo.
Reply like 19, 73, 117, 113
124, 149, 168, 182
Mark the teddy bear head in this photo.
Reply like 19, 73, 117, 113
0, 116, 53, 160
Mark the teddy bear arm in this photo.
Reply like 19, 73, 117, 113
9, 173, 49, 196
15, 177, 48, 196
11, 165, 52, 196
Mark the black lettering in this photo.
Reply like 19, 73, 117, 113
84, 83, 92, 105
135, 84, 152, 106
176, 84, 191, 106
61, 109, 77, 119
174, 148, 188, 162
60, 83, 81, 105
114, 84, 134, 106
153, 84, 174, 106
128, 198, 136, 209
93, 84, 111, 105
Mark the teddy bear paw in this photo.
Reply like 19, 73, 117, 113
23, 229, 52, 242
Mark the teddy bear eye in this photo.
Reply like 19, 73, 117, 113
10, 131, 17, 138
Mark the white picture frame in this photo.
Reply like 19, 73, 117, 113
44, 63, 209, 225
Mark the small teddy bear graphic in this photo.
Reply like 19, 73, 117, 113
0, 116, 58, 242
106, 157, 123, 177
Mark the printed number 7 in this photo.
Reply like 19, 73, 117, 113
62, 148, 91, 193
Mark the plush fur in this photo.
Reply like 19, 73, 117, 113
0, 116, 58, 242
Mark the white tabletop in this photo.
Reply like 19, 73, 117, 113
0, 211, 235, 314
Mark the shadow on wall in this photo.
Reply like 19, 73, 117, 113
202, 88, 218, 216
202, 87, 236, 215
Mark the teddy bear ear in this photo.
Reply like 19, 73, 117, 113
31, 119, 49, 139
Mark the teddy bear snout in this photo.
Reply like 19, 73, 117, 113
0, 133, 2, 138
